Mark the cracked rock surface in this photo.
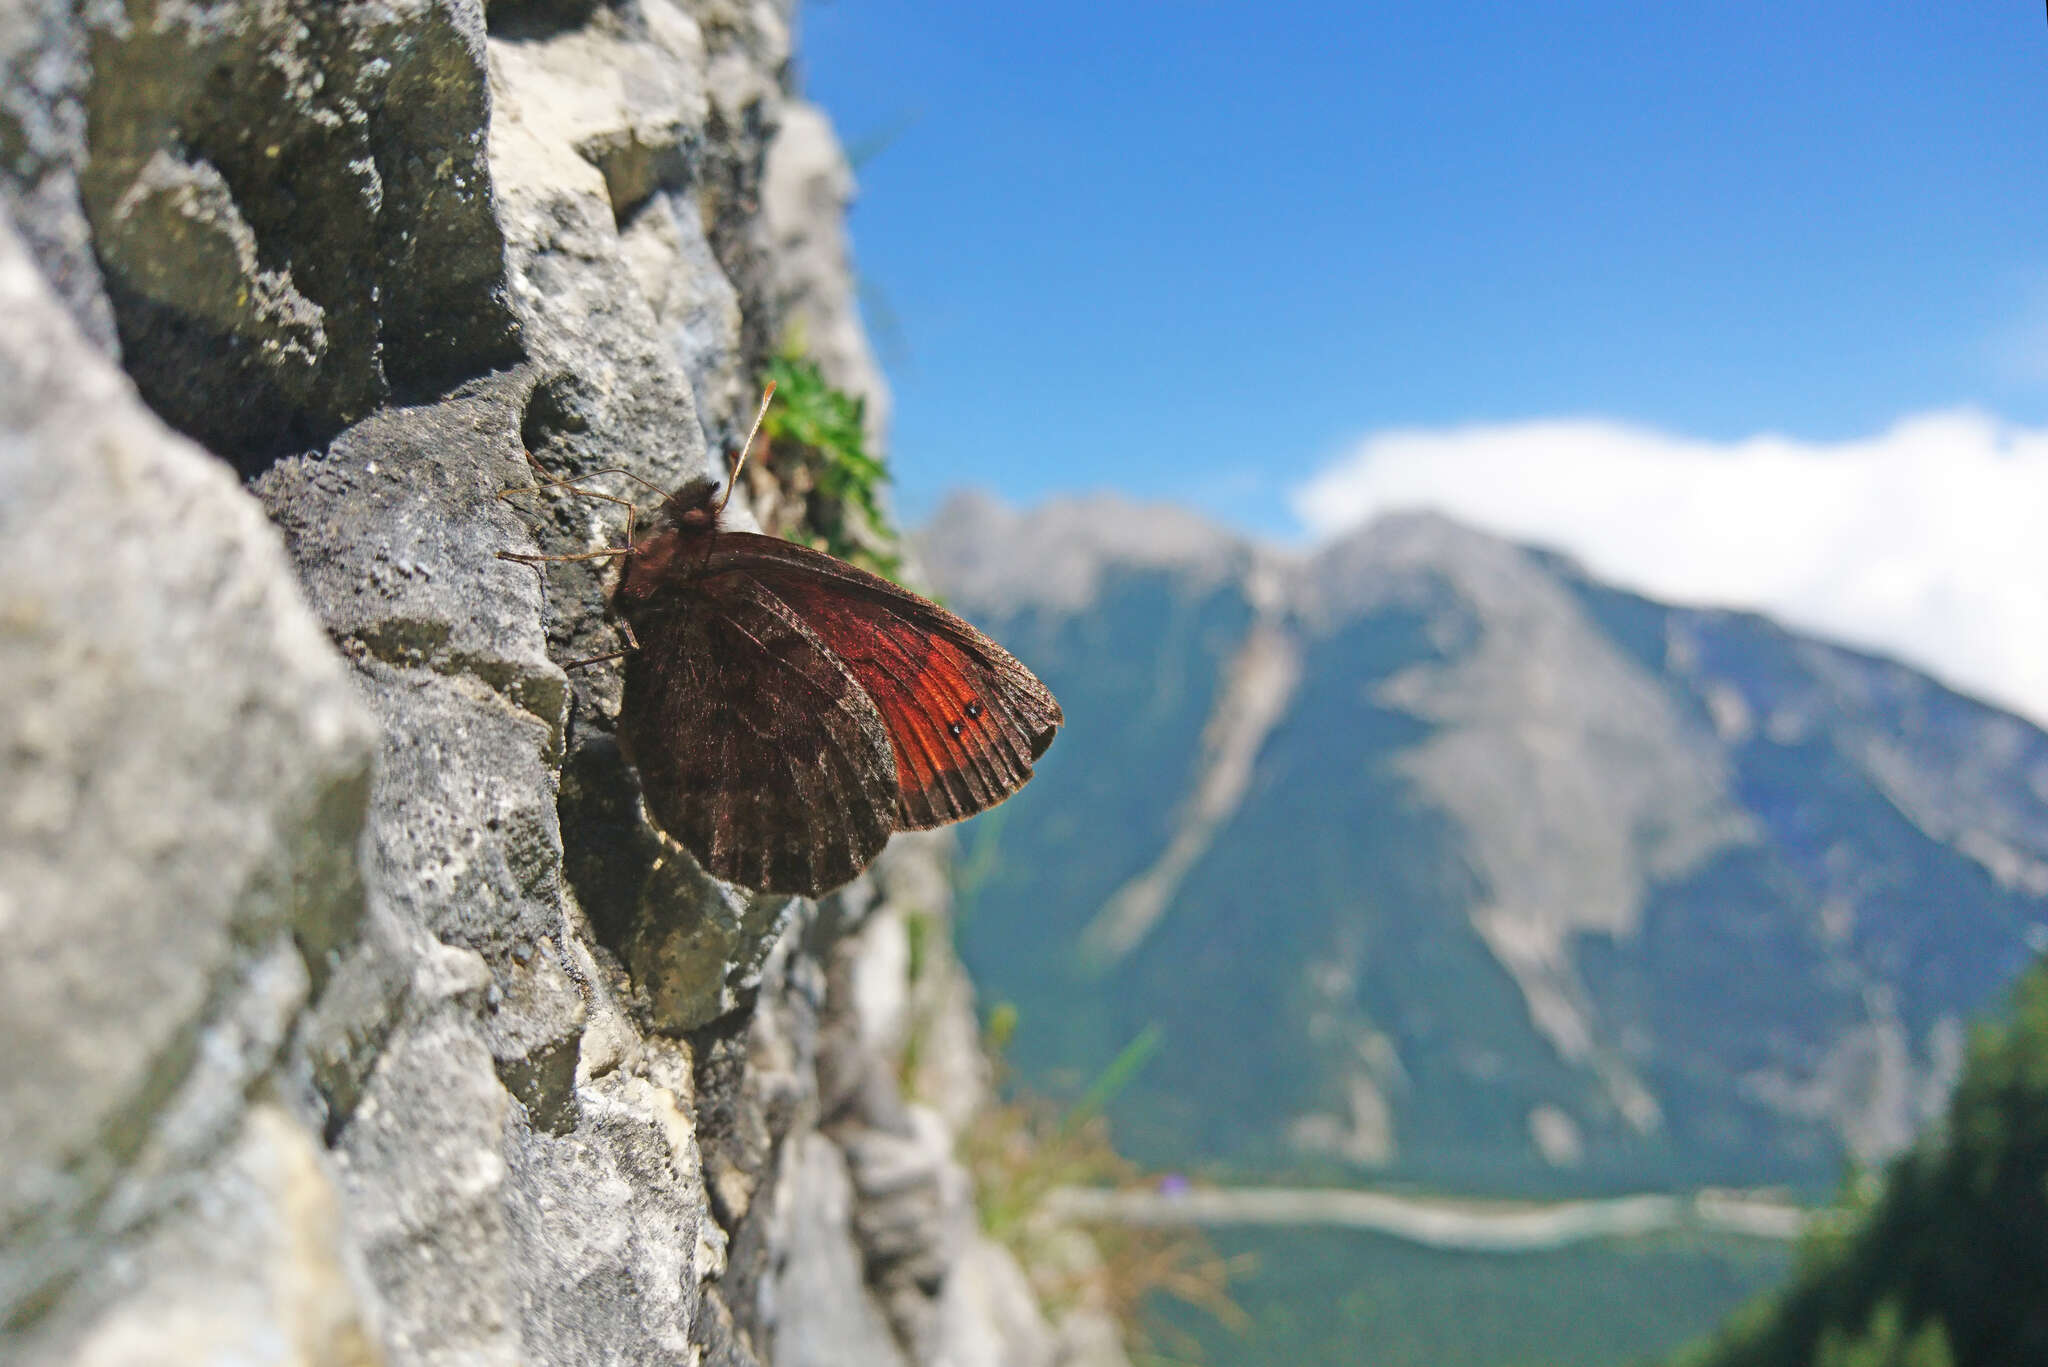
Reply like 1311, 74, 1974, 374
0, 3, 1120, 1364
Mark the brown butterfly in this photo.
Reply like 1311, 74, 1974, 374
505, 385, 1061, 897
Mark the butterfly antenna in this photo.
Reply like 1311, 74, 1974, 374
715, 380, 776, 519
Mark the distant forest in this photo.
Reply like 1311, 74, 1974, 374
1666, 957, 2048, 1367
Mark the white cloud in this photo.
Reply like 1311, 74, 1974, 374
1290, 410, 2048, 728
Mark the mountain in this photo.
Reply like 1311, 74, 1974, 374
916, 492, 2048, 1194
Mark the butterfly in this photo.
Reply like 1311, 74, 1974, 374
504, 384, 1062, 897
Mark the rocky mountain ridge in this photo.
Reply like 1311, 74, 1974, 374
924, 491, 2048, 1192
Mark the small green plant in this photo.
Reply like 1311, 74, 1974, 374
903, 909, 935, 989
758, 352, 904, 581
891, 911, 940, 1092
961, 1013, 1246, 1363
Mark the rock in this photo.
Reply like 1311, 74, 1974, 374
760, 99, 889, 443
22, 1105, 380, 1367
0, 0, 115, 353
840, 1109, 967, 1355
0, 201, 378, 1334
935, 1239, 1058, 1367
769, 1133, 910, 1367
335, 992, 518, 1363
74, 0, 518, 464
1052, 1310, 1133, 1367
0, 3, 1124, 1365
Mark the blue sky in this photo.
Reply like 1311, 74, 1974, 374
801, 4, 2048, 722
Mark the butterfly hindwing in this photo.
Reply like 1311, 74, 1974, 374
705, 533, 1064, 830
618, 567, 898, 895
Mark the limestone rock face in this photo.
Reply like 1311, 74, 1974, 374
0, 198, 379, 1358
0, 5, 1114, 1365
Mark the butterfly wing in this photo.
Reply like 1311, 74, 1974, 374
618, 564, 898, 896
705, 532, 1063, 830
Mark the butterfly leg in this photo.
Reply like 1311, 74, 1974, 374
497, 545, 625, 590
494, 550, 645, 668
496, 546, 637, 566
499, 463, 641, 561
499, 460, 685, 567
501, 461, 671, 508
498, 480, 638, 517
546, 615, 638, 672
551, 612, 642, 671
558, 647, 633, 670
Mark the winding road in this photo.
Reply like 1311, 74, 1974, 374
1043, 1185, 1815, 1253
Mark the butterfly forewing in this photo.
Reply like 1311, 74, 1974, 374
706, 533, 1063, 830
618, 567, 898, 895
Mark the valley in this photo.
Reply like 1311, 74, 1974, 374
917, 493, 2048, 1365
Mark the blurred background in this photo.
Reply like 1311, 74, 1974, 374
805, 5, 2048, 1364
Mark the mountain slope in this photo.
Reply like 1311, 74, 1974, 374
919, 493, 2048, 1194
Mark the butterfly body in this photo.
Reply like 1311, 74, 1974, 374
610, 485, 1061, 897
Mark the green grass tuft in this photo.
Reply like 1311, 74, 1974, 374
760, 352, 905, 582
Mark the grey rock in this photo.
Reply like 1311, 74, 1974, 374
74, 0, 516, 464
769, 1133, 910, 1367
761, 98, 889, 443
258, 377, 564, 744
487, 7, 714, 491
0, 203, 378, 1332
841, 1109, 972, 1359
2, 3, 1105, 1364
0, 0, 115, 353
502, 1063, 707, 1363
1051, 1311, 1133, 1367
934, 1238, 1057, 1367
881, 836, 996, 1137
336, 986, 517, 1364
623, 186, 749, 436
15, 1104, 379, 1367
